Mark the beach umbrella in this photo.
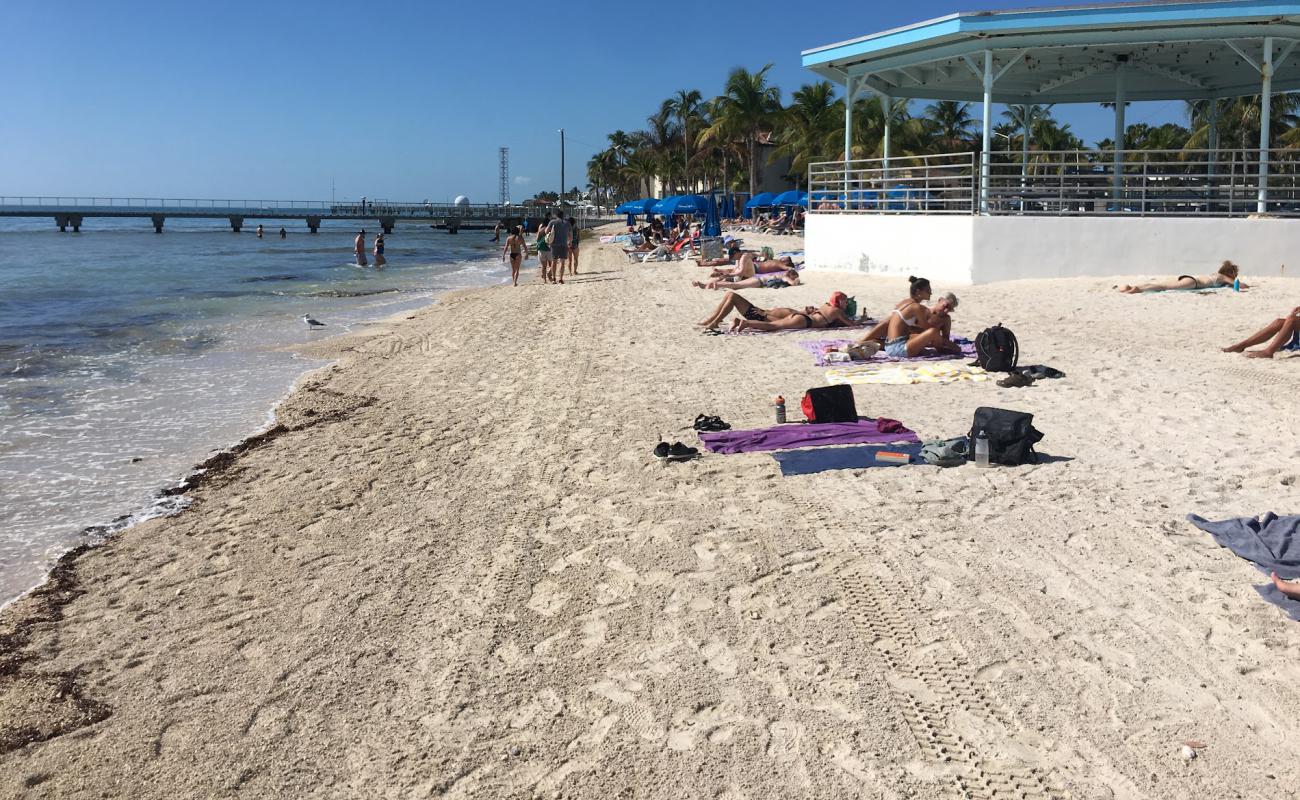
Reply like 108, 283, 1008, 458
772, 190, 803, 207
744, 192, 775, 211
614, 198, 659, 215
650, 195, 709, 217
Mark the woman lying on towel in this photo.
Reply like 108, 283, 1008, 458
693, 269, 801, 291
854, 277, 962, 358
698, 290, 861, 332
1116, 260, 1246, 293
1222, 306, 1300, 358
709, 252, 799, 279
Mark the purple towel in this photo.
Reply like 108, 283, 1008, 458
800, 337, 975, 366
699, 417, 919, 454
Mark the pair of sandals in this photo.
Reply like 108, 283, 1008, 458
654, 441, 699, 461
997, 364, 1066, 388
693, 414, 731, 432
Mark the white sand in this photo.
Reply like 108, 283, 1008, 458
2, 227, 1300, 798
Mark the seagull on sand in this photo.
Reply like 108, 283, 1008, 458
302, 314, 326, 329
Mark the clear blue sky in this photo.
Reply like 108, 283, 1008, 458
5, 0, 1186, 202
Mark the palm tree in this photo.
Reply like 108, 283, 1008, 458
666, 89, 705, 192
772, 82, 841, 188
699, 64, 783, 196
923, 100, 977, 152
1002, 104, 1056, 169
621, 149, 659, 198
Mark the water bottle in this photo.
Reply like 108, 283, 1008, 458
1234, 278, 1241, 292
974, 428, 991, 468
775, 396, 786, 424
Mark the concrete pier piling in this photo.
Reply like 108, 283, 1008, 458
228, 216, 243, 233
306, 216, 321, 233
381, 217, 395, 234
151, 215, 165, 234
55, 214, 84, 233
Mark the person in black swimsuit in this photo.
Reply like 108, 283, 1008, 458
697, 290, 861, 332
502, 226, 527, 286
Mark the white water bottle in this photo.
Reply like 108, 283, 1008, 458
974, 429, 991, 468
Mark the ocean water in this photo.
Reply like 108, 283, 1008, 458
0, 217, 508, 606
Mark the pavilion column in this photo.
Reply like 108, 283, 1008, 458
1259, 37, 1274, 214
844, 74, 856, 200
980, 50, 993, 214
882, 91, 893, 185
1112, 55, 1128, 203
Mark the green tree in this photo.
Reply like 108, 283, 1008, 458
772, 81, 842, 188
666, 89, 705, 192
923, 100, 977, 152
699, 64, 783, 196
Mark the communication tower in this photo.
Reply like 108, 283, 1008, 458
499, 147, 510, 205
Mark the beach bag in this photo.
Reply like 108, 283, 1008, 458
973, 324, 1018, 372
968, 407, 1042, 466
801, 385, 858, 424
920, 437, 970, 467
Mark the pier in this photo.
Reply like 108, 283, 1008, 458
0, 197, 613, 234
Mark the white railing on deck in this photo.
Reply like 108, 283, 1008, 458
808, 152, 978, 215
809, 148, 1300, 218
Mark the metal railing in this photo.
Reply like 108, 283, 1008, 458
808, 149, 1300, 218
808, 152, 978, 215
986, 148, 1300, 217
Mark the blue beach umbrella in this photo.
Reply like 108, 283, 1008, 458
744, 192, 775, 211
651, 195, 710, 217
772, 190, 804, 207
615, 198, 659, 215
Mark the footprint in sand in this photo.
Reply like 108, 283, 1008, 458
700, 638, 738, 676
527, 580, 571, 617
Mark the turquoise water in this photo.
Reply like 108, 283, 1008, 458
0, 217, 507, 605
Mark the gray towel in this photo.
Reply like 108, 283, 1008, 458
1187, 513, 1300, 620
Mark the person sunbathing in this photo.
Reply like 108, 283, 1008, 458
856, 276, 934, 344
693, 269, 800, 291
698, 291, 859, 332
1272, 572, 1300, 600
708, 252, 798, 280
854, 283, 960, 358
1117, 261, 1246, 293
1222, 306, 1300, 358
697, 243, 743, 268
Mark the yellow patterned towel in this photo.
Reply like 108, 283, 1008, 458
825, 362, 992, 385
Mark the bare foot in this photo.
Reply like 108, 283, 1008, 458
1222, 344, 1246, 353
1246, 349, 1275, 359
692, 281, 705, 289
1272, 571, 1300, 600
730, 318, 744, 333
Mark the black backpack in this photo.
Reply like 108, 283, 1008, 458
800, 384, 858, 423
973, 324, 1018, 372
968, 407, 1043, 466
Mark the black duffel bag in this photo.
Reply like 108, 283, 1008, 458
968, 406, 1043, 465
801, 384, 858, 423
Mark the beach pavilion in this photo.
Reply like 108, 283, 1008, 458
801, 0, 1300, 283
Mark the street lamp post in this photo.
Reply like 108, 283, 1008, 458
558, 129, 566, 206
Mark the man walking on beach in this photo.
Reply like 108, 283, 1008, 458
354, 230, 368, 267
547, 211, 570, 284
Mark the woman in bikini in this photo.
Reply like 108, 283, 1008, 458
1117, 260, 1246, 293
1222, 306, 1300, 358
697, 291, 859, 332
502, 225, 527, 286
535, 224, 552, 283
855, 276, 934, 344
707, 252, 799, 280
692, 269, 801, 291
851, 277, 960, 358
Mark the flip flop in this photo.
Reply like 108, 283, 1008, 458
693, 415, 730, 432
997, 372, 1034, 388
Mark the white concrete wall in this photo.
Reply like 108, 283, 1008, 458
805, 214, 975, 285
807, 214, 1300, 284
972, 216, 1299, 283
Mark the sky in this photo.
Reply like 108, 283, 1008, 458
4, 0, 1189, 203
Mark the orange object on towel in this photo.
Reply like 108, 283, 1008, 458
876, 451, 910, 465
